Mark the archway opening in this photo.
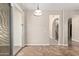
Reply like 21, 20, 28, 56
49, 15, 59, 45
68, 18, 72, 47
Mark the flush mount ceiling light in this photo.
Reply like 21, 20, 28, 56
34, 4, 42, 16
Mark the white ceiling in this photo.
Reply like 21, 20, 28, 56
20, 3, 79, 10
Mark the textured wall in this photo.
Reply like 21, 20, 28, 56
0, 4, 10, 46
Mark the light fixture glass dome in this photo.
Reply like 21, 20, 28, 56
34, 9, 42, 16
34, 4, 42, 16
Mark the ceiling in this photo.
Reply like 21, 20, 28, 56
19, 3, 79, 10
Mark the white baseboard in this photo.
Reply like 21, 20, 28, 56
72, 39, 79, 42
50, 44, 58, 45
58, 43, 68, 46
25, 44, 50, 46
25, 43, 68, 46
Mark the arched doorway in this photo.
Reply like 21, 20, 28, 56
49, 15, 59, 45
68, 18, 72, 47
53, 18, 59, 41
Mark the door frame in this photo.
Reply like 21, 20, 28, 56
10, 3, 24, 55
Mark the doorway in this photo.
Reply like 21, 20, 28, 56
54, 18, 59, 41
68, 18, 72, 47
49, 15, 59, 45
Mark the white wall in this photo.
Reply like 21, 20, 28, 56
72, 15, 79, 42
25, 10, 64, 45
25, 10, 49, 45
